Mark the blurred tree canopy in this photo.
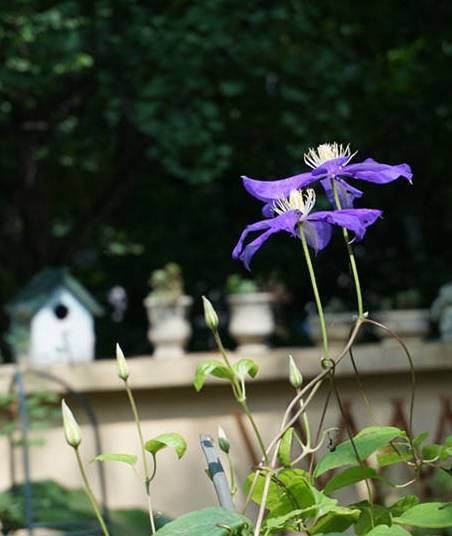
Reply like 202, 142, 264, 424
0, 0, 451, 356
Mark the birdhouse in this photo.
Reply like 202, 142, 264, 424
6, 268, 104, 365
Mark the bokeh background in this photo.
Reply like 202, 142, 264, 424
1, 0, 451, 358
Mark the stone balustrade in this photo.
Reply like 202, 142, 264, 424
0, 340, 451, 518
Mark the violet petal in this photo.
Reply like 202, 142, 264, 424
242, 171, 315, 202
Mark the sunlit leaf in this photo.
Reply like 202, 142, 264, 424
315, 426, 404, 477
144, 433, 187, 459
90, 453, 137, 466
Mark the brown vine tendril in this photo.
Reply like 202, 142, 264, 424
308, 375, 333, 475
330, 374, 376, 528
363, 317, 418, 464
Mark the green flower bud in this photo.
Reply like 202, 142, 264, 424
62, 399, 81, 448
116, 343, 129, 381
288, 355, 303, 389
202, 296, 219, 331
218, 425, 230, 454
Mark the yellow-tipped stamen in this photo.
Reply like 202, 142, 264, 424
304, 142, 357, 169
272, 188, 316, 217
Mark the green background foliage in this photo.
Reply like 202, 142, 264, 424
1, 1, 451, 357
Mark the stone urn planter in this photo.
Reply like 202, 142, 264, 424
431, 282, 452, 342
227, 292, 275, 354
144, 263, 192, 358
376, 308, 430, 345
308, 312, 359, 347
144, 295, 193, 358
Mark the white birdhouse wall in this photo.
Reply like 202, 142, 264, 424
30, 288, 95, 365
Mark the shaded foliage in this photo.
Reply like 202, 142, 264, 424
0, 1, 451, 356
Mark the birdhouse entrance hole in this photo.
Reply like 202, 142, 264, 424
54, 304, 69, 320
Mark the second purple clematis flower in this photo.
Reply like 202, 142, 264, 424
243, 143, 413, 209
232, 188, 382, 269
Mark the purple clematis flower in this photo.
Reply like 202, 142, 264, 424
242, 143, 413, 210
232, 189, 382, 269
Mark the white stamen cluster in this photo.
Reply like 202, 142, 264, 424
304, 142, 356, 169
272, 188, 316, 217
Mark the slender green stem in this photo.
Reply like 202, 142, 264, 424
75, 448, 110, 536
213, 330, 269, 463
330, 179, 364, 318
240, 400, 268, 463
226, 452, 237, 496
299, 224, 329, 358
125, 381, 156, 534
241, 469, 261, 514
213, 331, 235, 370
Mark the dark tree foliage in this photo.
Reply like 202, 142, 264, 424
0, 1, 451, 356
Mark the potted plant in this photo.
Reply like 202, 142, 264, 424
226, 274, 275, 354
143, 263, 193, 358
431, 282, 452, 342
377, 289, 429, 345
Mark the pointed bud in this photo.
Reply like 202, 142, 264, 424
62, 399, 81, 448
289, 355, 303, 389
218, 425, 230, 454
202, 296, 219, 331
116, 343, 129, 381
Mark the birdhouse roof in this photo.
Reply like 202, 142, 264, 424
6, 268, 105, 317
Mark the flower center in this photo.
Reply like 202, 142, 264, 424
304, 142, 356, 169
272, 188, 316, 217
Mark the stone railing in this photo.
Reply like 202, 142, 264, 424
0, 340, 451, 518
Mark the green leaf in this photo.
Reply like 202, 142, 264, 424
354, 503, 392, 536
154, 507, 252, 536
277, 428, 294, 468
193, 360, 233, 391
422, 443, 442, 460
413, 432, 429, 446
144, 433, 187, 459
366, 524, 412, 536
244, 468, 315, 518
440, 436, 452, 460
390, 496, 419, 517
90, 453, 137, 466
262, 507, 317, 535
393, 502, 452, 528
310, 505, 361, 534
315, 426, 404, 477
312, 489, 338, 518
323, 466, 377, 495
233, 358, 258, 379
377, 447, 412, 467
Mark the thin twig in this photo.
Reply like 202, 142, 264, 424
266, 319, 364, 457
330, 375, 375, 528
363, 318, 416, 439
308, 377, 333, 475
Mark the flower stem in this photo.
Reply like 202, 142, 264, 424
299, 224, 329, 358
213, 330, 269, 464
74, 447, 110, 536
240, 400, 268, 464
125, 381, 156, 534
330, 180, 364, 318
226, 452, 237, 496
